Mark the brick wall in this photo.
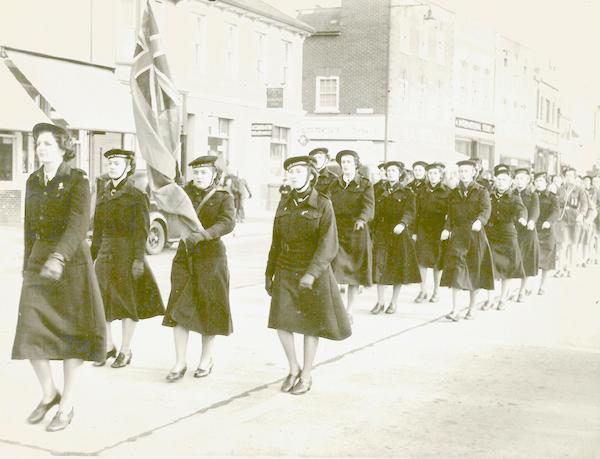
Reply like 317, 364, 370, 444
0, 190, 22, 225
302, 0, 390, 115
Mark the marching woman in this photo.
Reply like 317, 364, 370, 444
407, 161, 428, 195
514, 168, 540, 302
308, 147, 338, 195
440, 159, 494, 321
581, 176, 598, 267
163, 156, 235, 382
371, 161, 421, 314
12, 123, 106, 431
328, 150, 375, 323
533, 172, 560, 295
266, 155, 351, 395
482, 165, 527, 311
414, 162, 449, 303
91, 149, 164, 368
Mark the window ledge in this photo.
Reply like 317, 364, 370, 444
314, 109, 340, 114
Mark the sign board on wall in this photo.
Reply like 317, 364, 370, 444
455, 117, 495, 134
251, 123, 273, 137
267, 88, 283, 108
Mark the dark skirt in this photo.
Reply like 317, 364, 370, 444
373, 230, 421, 285
517, 227, 540, 277
95, 237, 164, 322
163, 240, 232, 336
269, 268, 351, 341
538, 227, 557, 271
416, 226, 447, 269
332, 217, 372, 286
12, 240, 106, 361
487, 225, 526, 280
440, 226, 495, 290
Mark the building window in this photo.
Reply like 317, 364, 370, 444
225, 24, 238, 73
255, 32, 267, 81
546, 99, 551, 123
316, 76, 339, 112
270, 126, 289, 176
399, 16, 411, 54
0, 136, 14, 181
207, 116, 231, 168
398, 69, 408, 102
281, 40, 291, 85
117, 0, 137, 63
471, 65, 480, 108
193, 14, 207, 68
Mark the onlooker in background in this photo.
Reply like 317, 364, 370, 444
230, 172, 252, 223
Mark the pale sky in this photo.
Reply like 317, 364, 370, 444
266, 0, 600, 138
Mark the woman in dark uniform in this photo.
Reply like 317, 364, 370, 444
407, 161, 428, 195
371, 161, 421, 314
440, 159, 494, 321
533, 173, 560, 295
514, 168, 540, 302
266, 155, 351, 395
414, 162, 449, 303
328, 150, 374, 323
12, 123, 106, 432
482, 165, 527, 311
91, 149, 164, 368
163, 156, 235, 381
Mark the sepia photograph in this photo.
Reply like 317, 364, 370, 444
0, 0, 598, 457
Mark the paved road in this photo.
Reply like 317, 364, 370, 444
0, 223, 598, 457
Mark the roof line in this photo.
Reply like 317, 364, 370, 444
2, 46, 115, 71
218, 0, 315, 34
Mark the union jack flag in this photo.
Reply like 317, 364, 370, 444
130, 0, 202, 235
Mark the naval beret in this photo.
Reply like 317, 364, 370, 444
533, 172, 548, 180
583, 175, 593, 180
377, 162, 387, 169
493, 164, 512, 177
335, 150, 360, 165
514, 167, 530, 176
283, 155, 317, 171
308, 147, 329, 157
384, 161, 405, 171
456, 159, 477, 167
563, 166, 576, 173
426, 162, 445, 171
189, 155, 218, 168
412, 161, 428, 169
104, 149, 135, 160
32, 122, 69, 138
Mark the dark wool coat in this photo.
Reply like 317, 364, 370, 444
440, 181, 495, 290
314, 168, 338, 196
517, 188, 541, 276
163, 184, 235, 336
328, 174, 374, 286
486, 189, 527, 280
12, 162, 106, 361
536, 189, 560, 270
415, 182, 450, 269
266, 188, 351, 341
92, 177, 164, 322
372, 182, 421, 285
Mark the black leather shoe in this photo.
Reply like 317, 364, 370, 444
429, 292, 439, 303
193, 360, 214, 378
27, 392, 61, 424
111, 351, 132, 368
166, 367, 187, 382
46, 409, 74, 432
280, 373, 300, 392
93, 347, 117, 367
415, 292, 428, 303
370, 303, 385, 314
290, 377, 312, 395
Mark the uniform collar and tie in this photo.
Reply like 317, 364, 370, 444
338, 173, 361, 189
284, 187, 319, 209
458, 181, 475, 198
34, 161, 71, 187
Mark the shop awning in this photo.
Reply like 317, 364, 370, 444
8, 50, 135, 133
0, 62, 51, 131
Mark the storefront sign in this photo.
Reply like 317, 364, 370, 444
251, 123, 273, 137
267, 88, 284, 108
455, 117, 495, 134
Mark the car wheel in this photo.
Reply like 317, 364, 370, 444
146, 220, 166, 255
